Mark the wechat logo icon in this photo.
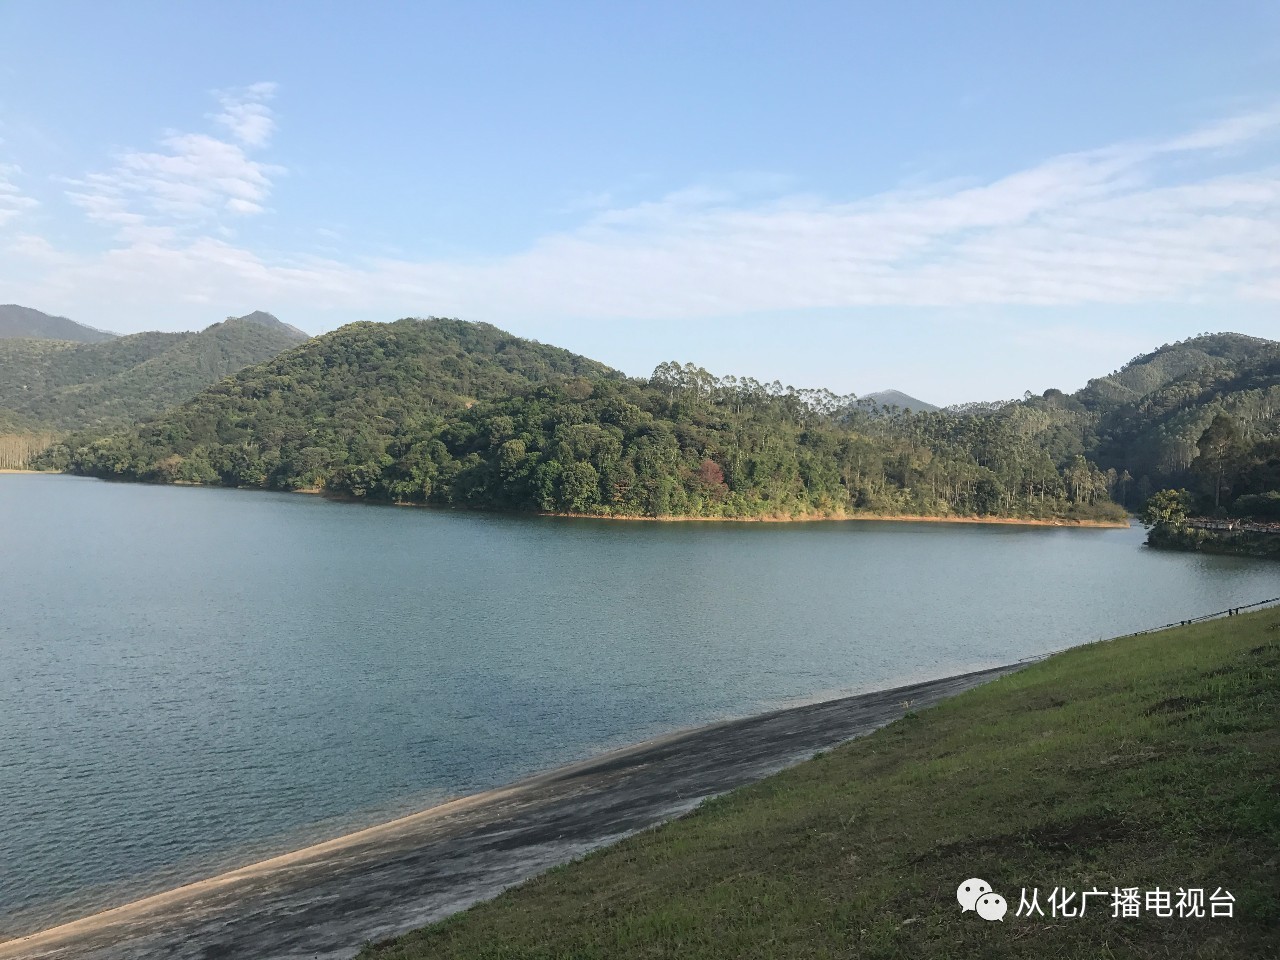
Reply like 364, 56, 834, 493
957, 878, 1007, 921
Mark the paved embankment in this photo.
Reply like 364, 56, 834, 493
1, 664, 1021, 960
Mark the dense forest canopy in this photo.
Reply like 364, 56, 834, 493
31, 319, 1280, 523
20, 319, 1095, 520
1056, 335, 1280, 514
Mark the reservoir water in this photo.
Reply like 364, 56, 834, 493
1, 473, 1275, 938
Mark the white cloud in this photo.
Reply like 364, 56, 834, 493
0, 163, 38, 226
6, 233, 68, 266
1156, 105, 1280, 153
65, 84, 281, 239
212, 82, 277, 148
6, 102, 1280, 334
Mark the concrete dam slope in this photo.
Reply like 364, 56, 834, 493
2, 664, 1022, 960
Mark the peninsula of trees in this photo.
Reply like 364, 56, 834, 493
0, 321, 1198, 522
12, 317, 1273, 525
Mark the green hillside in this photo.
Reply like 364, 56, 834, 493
0, 313, 307, 433
0, 304, 116, 343
46, 319, 1125, 522
979, 334, 1280, 518
39, 322, 1279, 523
1075, 333, 1277, 410
44, 318, 625, 491
1089, 348, 1280, 510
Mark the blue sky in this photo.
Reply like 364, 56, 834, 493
1, 2, 1278, 403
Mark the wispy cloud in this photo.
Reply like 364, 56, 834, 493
1155, 104, 1280, 153
0, 163, 38, 226
5, 101, 1280, 331
65, 84, 282, 238
212, 82, 277, 148
354, 109, 1280, 318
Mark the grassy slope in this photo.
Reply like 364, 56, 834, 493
365, 610, 1279, 960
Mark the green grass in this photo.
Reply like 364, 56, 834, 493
361, 609, 1280, 960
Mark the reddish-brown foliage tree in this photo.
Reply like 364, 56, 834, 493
698, 458, 727, 493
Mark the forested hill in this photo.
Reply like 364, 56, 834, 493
1000, 333, 1280, 516
1075, 333, 1276, 409
46, 317, 1126, 522
0, 313, 308, 432
43, 318, 624, 490
1089, 337, 1280, 488
41, 321, 1280, 522
0, 305, 116, 343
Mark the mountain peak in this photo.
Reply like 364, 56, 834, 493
861, 389, 939, 413
220, 311, 309, 342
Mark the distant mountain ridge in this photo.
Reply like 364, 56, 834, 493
861, 389, 939, 413
0, 311, 308, 433
0, 305, 117, 343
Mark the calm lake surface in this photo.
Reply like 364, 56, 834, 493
1, 473, 1276, 937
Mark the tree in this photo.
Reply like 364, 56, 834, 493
558, 461, 600, 513
1141, 489, 1192, 529
697, 458, 728, 498
1192, 413, 1245, 508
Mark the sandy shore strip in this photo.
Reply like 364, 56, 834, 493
272, 487, 1134, 526
11, 473, 1132, 527
0, 664, 1023, 960
538, 510, 1131, 527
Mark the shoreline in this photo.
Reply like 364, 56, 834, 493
535, 509, 1131, 528
0, 664, 1023, 960
27, 472, 1130, 528
271, 485, 1133, 528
